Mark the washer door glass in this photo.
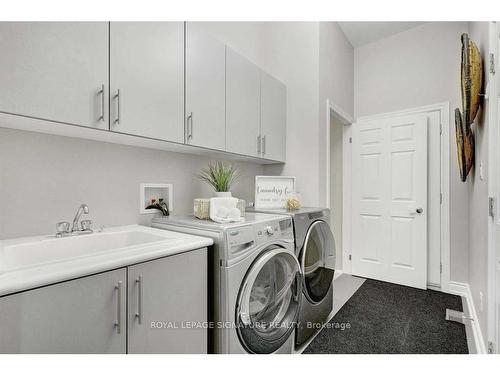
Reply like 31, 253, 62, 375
236, 246, 302, 354
300, 220, 336, 304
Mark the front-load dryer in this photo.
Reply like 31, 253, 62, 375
248, 207, 336, 349
152, 213, 302, 354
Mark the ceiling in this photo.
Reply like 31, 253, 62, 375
338, 22, 426, 48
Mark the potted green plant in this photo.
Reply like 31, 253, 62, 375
196, 162, 241, 197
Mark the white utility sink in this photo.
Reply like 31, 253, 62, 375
0, 226, 185, 274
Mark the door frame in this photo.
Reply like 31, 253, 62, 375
487, 20, 499, 353
325, 99, 353, 276
346, 102, 451, 292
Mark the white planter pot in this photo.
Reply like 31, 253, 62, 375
214, 191, 232, 198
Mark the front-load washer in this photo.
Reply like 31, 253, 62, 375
248, 207, 336, 349
152, 213, 302, 354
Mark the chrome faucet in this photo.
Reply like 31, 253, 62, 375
56, 204, 93, 237
72, 204, 89, 232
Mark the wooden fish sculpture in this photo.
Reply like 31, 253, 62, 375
455, 33, 482, 182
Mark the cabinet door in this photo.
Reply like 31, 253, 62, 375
0, 268, 126, 353
260, 71, 287, 162
226, 48, 261, 157
127, 248, 207, 354
185, 23, 226, 151
0, 22, 109, 129
110, 22, 184, 142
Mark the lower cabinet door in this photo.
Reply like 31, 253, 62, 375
0, 268, 127, 353
127, 248, 208, 354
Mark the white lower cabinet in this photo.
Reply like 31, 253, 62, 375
0, 248, 207, 354
127, 248, 207, 354
0, 268, 127, 354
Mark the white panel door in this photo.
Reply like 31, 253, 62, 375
351, 114, 428, 289
0, 22, 109, 129
185, 23, 226, 151
110, 22, 184, 142
226, 47, 261, 157
260, 71, 287, 162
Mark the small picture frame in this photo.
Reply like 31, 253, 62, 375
140, 183, 173, 215
255, 176, 296, 209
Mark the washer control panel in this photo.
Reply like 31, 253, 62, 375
226, 218, 293, 259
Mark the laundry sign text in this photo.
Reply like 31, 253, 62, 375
255, 176, 296, 209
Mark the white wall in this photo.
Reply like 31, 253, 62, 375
318, 22, 354, 206
261, 22, 321, 206
193, 22, 324, 207
467, 21, 490, 345
330, 115, 344, 269
0, 127, 263, 239
354, 22, 470, 283
1, 21, 351, 238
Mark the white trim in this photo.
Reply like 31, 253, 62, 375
487, 20, 499, 354
352, 102, 451, 292
449, 281, 487, 354
324, 99, 353, 274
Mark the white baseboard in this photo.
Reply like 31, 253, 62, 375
449, 281, 487, 354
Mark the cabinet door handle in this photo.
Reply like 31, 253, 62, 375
135, 276, 143, 325
114, 89, 120, 125
114, 281, 123, 334
98, 84, 105, 122
257, 135, 261, 155
186, 112, 193, 141
262, 135, 266, 156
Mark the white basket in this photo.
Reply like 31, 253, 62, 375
194, 198, 245, 219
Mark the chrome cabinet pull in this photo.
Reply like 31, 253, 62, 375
114, 89, 120, 125
257, 135, 261, 155
186, 112, 193, 141
115, 281, 123, 334
262, 135, 266, 156
135, 276, 143, 325
98, 84, 105, 122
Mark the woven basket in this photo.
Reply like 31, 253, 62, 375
194, 198, 246, 219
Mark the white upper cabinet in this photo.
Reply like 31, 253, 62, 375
0, 22, 109, 129
260, 71, 287, 162
110, 22, 184, 142
225, 48, 261, 157
185, 23, 226, 151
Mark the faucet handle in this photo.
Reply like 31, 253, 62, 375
56, 222, 70, 234
80, 219, 93, 231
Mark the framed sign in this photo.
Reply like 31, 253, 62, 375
255, 176, 296, 209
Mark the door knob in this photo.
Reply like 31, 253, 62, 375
416, 207, 423, 214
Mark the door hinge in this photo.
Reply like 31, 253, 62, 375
348, 254, 352, 261
349, 137, 352, 144
440, 193, 443, 205
440, 263, 443, 274
489, 197, 495, 218
488, 341, 495, 354
490, 53, 496, 75
439, 122, 443, 135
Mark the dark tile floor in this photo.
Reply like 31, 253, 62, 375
304, 279, 468, 354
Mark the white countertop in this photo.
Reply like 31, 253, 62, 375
0, 225, 213, 297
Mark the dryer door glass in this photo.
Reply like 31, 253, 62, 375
236, 246, 302, 354
300, 220, 336, 304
